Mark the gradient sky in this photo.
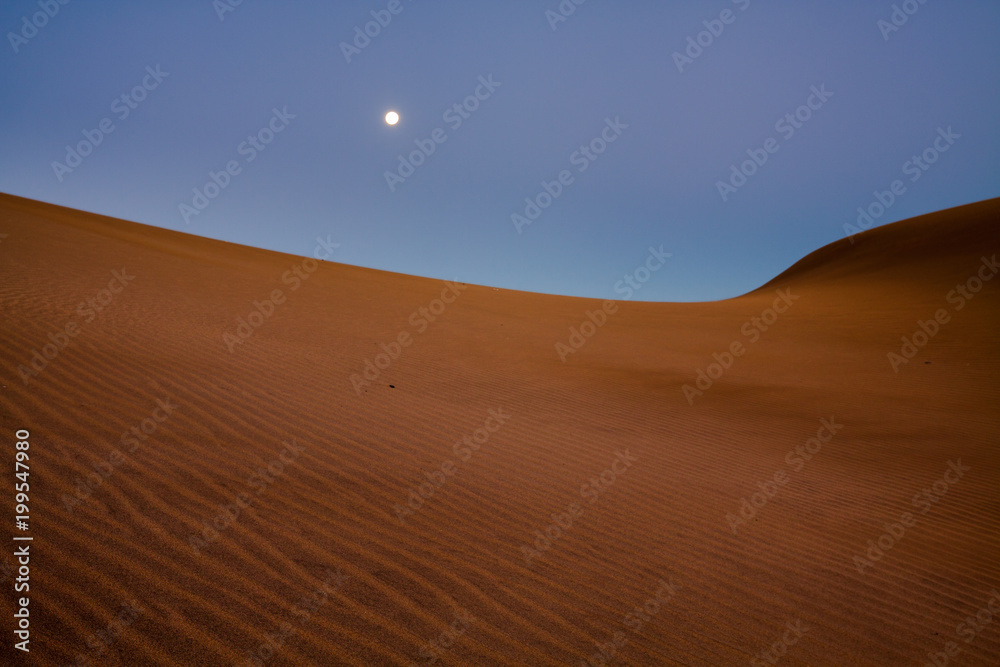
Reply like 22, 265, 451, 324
2, 1, 998, 302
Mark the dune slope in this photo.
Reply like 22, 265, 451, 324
1, 193, 998, 666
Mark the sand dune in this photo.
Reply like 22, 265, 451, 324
1, 192, 998, 665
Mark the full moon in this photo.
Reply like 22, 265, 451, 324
385, 111, 399, 125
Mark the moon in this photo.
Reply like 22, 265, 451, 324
385, 111, 399, 126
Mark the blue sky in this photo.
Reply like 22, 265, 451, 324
2, 1, 998, 302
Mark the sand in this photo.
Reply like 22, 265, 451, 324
1, 192, 998, 665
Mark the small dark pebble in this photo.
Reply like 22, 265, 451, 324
389, 385, 395, 388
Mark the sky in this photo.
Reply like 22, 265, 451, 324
1, 1, 998, 302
